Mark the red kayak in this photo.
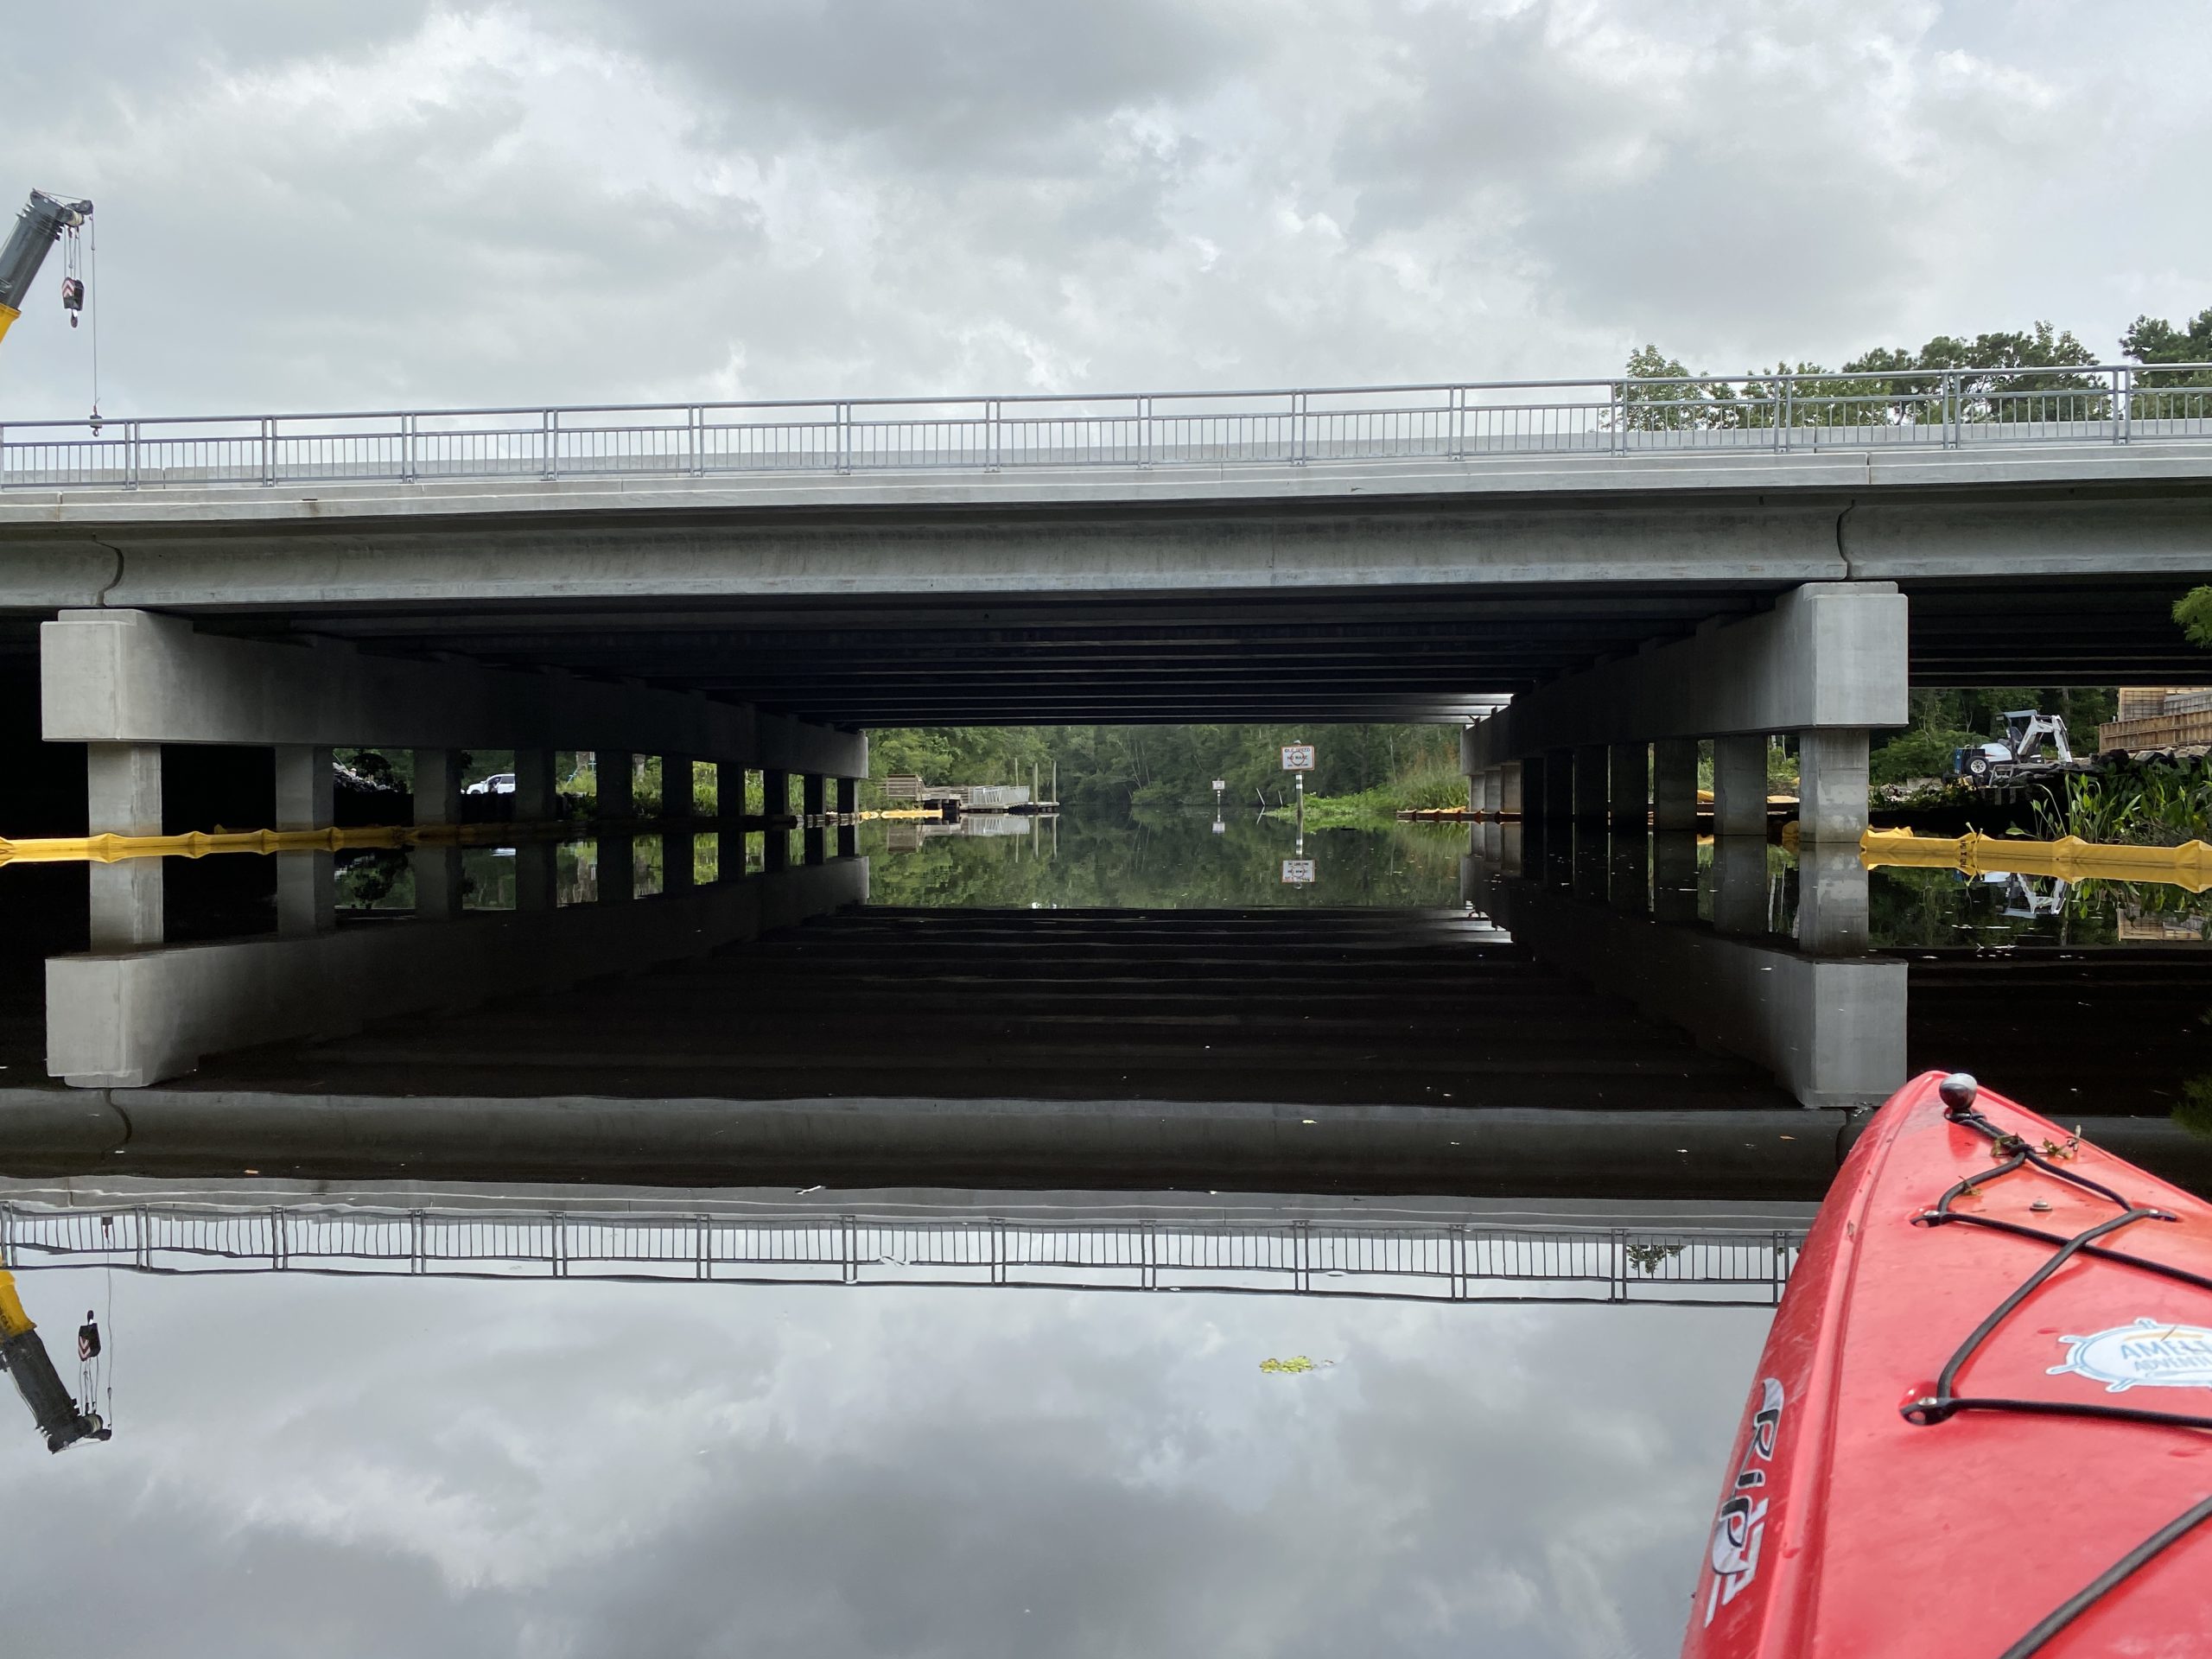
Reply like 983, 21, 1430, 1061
1686, 1071, 2212, 1658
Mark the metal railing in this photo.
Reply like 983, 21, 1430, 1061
0, 1202, 1802, 1306
3, 363, 2209, 492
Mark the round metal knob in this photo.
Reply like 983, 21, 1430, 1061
1937, 1072, 1980, 1116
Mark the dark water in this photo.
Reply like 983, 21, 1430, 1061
2, 808, 2207, 1656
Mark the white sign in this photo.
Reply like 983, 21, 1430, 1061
1281, 745, 1315, 772
2050, 1319, 2212, 1392
1211, 779, 1226, 791
1281, 859, 1317, 885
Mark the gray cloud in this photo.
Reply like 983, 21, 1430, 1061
2, 2, 2203, 424
0, 1272, 1768, 1656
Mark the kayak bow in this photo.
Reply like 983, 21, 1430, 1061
1686, 1070, 2212, 1658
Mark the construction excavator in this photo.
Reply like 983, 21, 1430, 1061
0, 1268, 110, 1452
0, 188, 94, 350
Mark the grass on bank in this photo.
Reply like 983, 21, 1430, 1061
1264, 760, 1468, 826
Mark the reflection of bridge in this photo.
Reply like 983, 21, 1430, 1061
0, 1197, 1804, 1307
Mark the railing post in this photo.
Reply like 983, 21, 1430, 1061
689, 405, 702, 476
1291, 390, 1307, 465
988, 398, 1001, 471
1609, 383, 1624, 456
1138, 395, 1150, 468
1946, 371, 1961, 448
542, 408, 557, 480
836, 402, 851, 474
1777, 378, 1791, 453
401, 412, 416, 483
125, 419, 140, 489
261, 416, 276, 486
2116, 365, 2129, 444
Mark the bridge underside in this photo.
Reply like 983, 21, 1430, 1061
0, 575, 2202, 728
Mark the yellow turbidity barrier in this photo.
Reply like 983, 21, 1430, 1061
1859, 827, 2212, 893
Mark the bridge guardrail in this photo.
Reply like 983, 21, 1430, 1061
3, 363, 2209, 491
0, 1201, 1802, 1306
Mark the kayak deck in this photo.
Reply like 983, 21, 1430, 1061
1687, 1070, 2212, 1658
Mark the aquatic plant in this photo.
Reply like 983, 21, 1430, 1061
2033, 757, 2212, 848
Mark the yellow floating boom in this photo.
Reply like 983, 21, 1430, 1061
1858, 827, 2212, 893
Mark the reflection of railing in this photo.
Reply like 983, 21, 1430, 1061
4, 364, 2207, 491
0, 1205, 1802, 1306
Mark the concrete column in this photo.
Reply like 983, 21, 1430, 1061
803, 774, 828, 867
1711, 735, 1768, 838
1609, 833, 1649, 914
85, 744, 167, 949
763, 770, 790, 872
412, 748, 463, 827
664, 831, 696, 893
1573, 745, 1608, 824
87, 743, 164, 836
1500, 763, 1523, 817
1796, 841, 1871, 956
1712, 837, 1770, 935
88, 863, 165, 950
1653, 835, 1700, 925
1607, 743, 1646, 830
1542, 751, 1574, 823
597, 834, 635, 903
276, 851, 335, 937
1652, 739, 1700, 833
515, 842, 558, 912
837, 777, 859, 858
513, 750, 557, 823
274, 746, 334, 831
596, 751, 634, 819
664, 757, 695, 822
410, 847, 464, 920
1798, 728, 1871, 844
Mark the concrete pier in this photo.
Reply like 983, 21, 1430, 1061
1466, 582, 1908, 843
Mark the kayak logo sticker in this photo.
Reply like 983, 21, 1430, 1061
1704, 1376, 1785, 1627
2050, 1319, 2212, 1393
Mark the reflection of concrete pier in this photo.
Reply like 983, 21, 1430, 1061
1466, 832, 1906, 1109
47, 855, 867, 1088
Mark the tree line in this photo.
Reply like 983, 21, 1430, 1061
867, 722, 1463, 810
1619, 306, 2212, 430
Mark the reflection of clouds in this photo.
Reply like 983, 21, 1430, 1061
6, 5, 2209, 416
1, 1273, 1766, 1656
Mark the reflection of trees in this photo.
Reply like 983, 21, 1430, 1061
861, 810, 1466, 910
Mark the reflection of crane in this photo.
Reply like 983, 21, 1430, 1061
0, 1269, 110, 1452
0, 188, 95, 349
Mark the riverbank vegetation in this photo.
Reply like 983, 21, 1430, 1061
2034, 756, 2212, 848
867, 724, 1464, 812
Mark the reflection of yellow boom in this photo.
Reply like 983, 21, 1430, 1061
1859, 828, 2212, 893
0, 1269, 110, 1452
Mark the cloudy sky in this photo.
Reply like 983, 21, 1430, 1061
0, 1271, 1768, 1656
2, 0, 2206, 423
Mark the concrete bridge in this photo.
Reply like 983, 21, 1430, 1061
3, 368, 2210, 861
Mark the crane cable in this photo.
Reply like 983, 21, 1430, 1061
87, 212, 100, 429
